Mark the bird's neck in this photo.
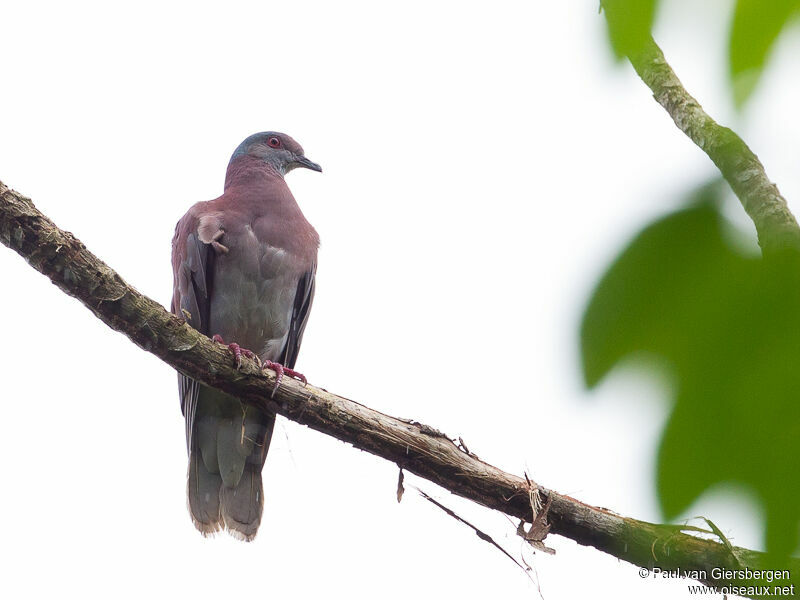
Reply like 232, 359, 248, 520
224, 155, 284, 191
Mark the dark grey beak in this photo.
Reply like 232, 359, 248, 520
294, 155, 322, 173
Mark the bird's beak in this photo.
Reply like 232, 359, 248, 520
294, 155, 323, 173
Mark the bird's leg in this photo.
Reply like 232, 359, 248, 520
211, 334, 260, 369
210, 230, 229, 254
262, 361, 307, 397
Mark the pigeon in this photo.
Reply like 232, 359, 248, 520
171, 131, 321, 540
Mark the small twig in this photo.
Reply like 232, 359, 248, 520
412, 485, 534, 581
396, 468, 405, 503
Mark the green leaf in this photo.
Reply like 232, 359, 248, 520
601, 0, 659, 60
729, 0, 800, 108
581, 188, 800, 558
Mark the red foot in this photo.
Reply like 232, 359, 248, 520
211, 334, 258, 369
262, 360, 307, 397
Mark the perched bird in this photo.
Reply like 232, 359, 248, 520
171, 132, 321, 540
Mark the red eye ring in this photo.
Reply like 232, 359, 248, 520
267, 136, 281, 148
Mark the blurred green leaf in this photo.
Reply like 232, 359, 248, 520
602, 0, 659, 60
581, 187, 800, 558
729, 0, 800, 107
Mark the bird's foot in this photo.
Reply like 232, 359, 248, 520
211, 334, 259, 369
262, 360, 307, 397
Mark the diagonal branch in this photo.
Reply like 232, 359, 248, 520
627, 36, 800, 254
0, 180, 794, 597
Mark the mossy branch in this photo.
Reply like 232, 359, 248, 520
0, 180, 793, 597
627, 36, 800, 254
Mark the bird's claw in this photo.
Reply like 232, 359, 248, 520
211, 335, 305, 392
212, 334, 259, 369
262, 360, 307, 397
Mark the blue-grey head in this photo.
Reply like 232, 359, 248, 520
229, 131, 322, 176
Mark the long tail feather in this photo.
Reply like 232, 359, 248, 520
221, 465, 263, 541
187, 451, 222, 536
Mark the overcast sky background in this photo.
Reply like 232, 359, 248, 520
3, 1, 800, 598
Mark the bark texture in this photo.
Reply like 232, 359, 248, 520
1, 180, 794, 597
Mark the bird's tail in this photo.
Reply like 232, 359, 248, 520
220, 463, 265, 541
187, 449, 223, 536
186, 390, 275, 541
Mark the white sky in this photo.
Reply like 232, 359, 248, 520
2, 1, 799, 598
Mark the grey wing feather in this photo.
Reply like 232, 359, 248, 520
279, 264, 316, 370
174, 229, 216, 448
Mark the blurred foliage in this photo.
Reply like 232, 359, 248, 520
729, 0, 800, 107
601, 0, 658, 60
601, 0, 800, 107
581, 182, 800, 559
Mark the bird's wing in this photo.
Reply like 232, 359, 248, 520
279, 263, 316, 370
171, 207, 216, 445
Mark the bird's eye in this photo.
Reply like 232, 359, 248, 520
267, 137, 281, 148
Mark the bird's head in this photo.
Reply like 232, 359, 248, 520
229, 131, 322, 176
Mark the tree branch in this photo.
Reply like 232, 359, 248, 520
0, 180, 793, 597
628, 36, 800, 254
